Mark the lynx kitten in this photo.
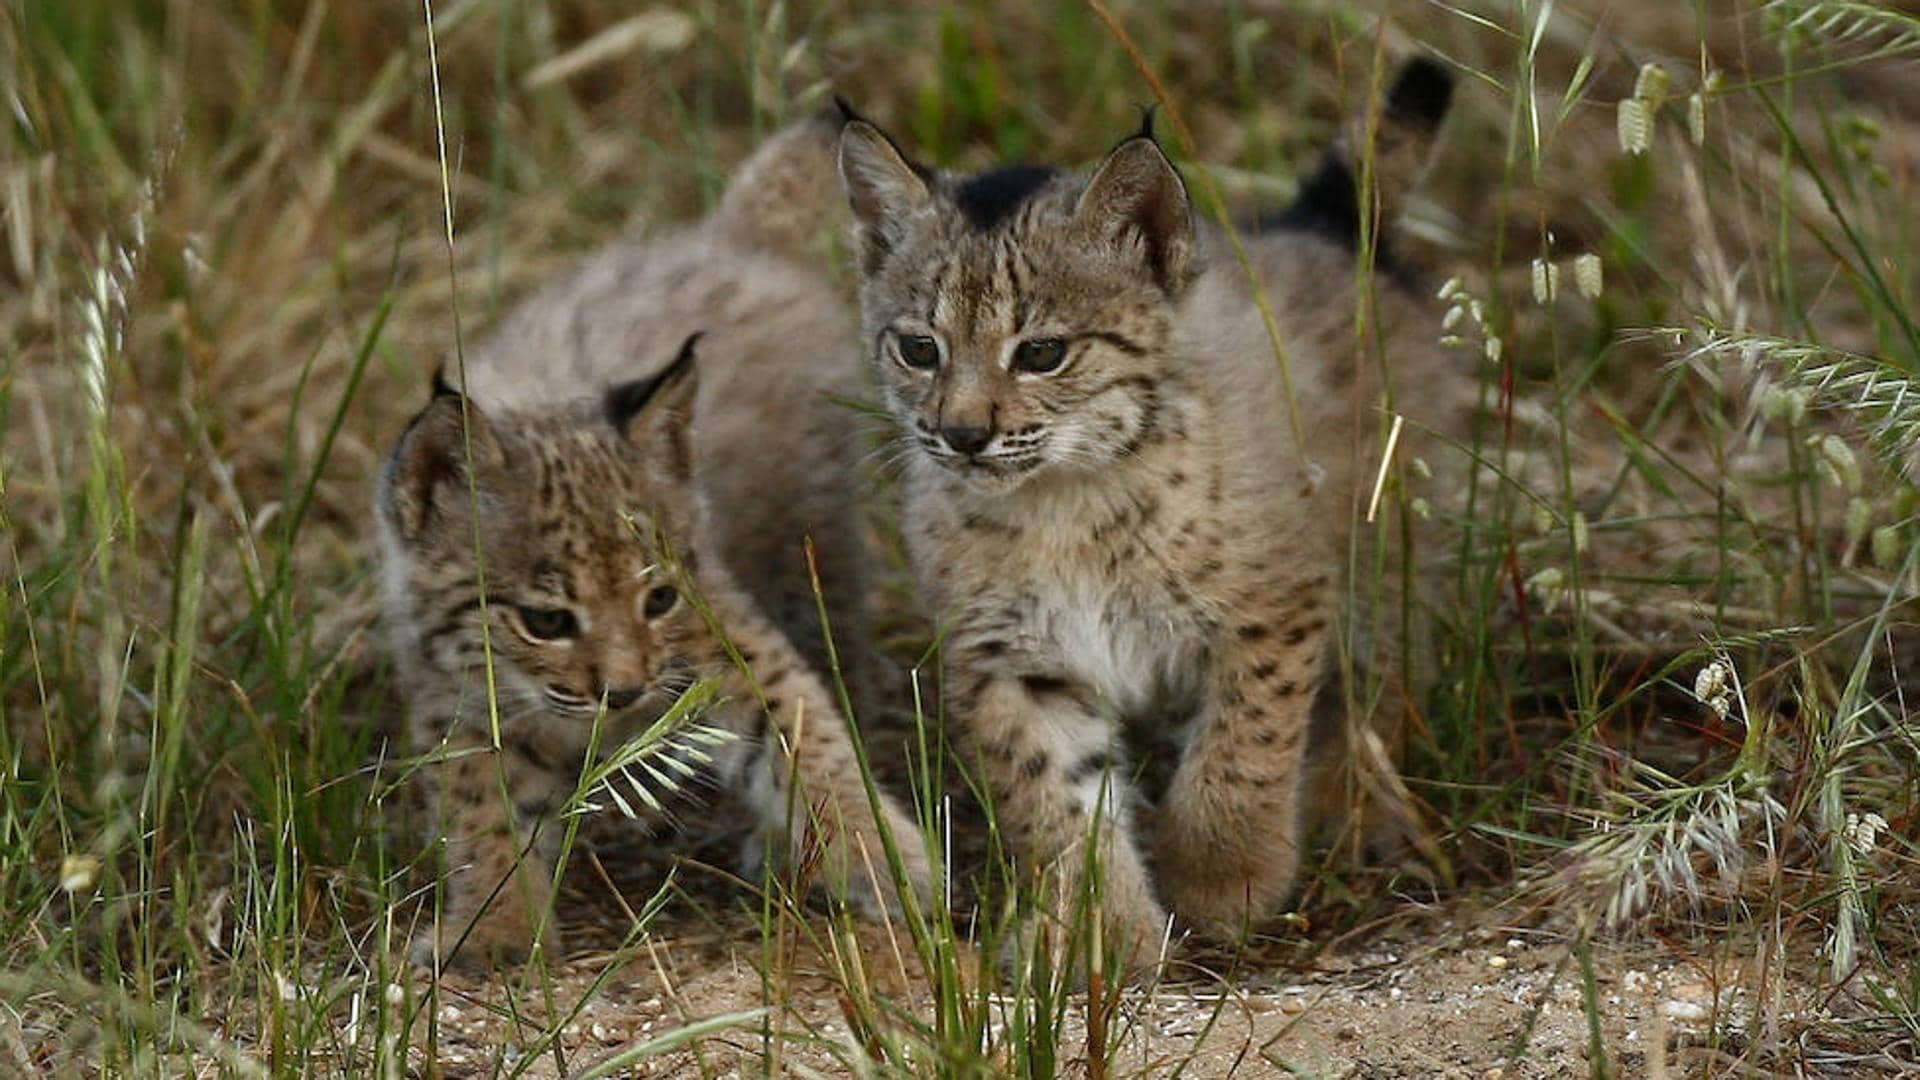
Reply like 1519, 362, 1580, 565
837, 62, 1464, 969
377, 116, 929, 969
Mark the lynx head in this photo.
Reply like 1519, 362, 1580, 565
376, 334, 711, 720
837, 111, 1194, 492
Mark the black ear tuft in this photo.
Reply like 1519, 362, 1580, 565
1386, 56, 1454, 132
1135, 104, 1158, 143
834, 95, 866, 127
607, 332, 702, 435
431, 365, 462, 399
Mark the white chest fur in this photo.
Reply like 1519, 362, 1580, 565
1029, 572, 1205, 719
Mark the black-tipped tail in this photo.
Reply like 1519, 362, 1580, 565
1259, 57, 1455, 257
1386, 56, 1454, 134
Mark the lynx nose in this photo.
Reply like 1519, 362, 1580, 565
940, 425, 993, 456
602, 686, 646, 711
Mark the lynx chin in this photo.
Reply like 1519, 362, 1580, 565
376, 115, 930, 971
837, 60, 1470, 973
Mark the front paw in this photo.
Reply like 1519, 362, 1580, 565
1152, 820, 1298, 942
821, 810, 936, 923
409, 904, 558, 973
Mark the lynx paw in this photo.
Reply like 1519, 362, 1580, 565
409, 907, 557, 973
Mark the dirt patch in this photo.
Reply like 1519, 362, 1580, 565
398, 877, 1908, 1078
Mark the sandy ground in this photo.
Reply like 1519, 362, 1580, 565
391, 850, 1913, 1079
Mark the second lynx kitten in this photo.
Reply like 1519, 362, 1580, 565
837, 62, 1466, 966
377, 116, 929, 969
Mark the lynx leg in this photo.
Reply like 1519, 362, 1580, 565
953, 654, 1167, 977
719, 612, 934, 920
412, 737, 566, 971
1153, 583, 1332, 938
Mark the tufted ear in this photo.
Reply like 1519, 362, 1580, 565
607, 331, 700, 482
1073, 135, 1194, 295
837, 111, 933, 274
379, 379, 507, 541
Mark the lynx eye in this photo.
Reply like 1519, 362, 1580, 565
1010, 338, 1068, 374
642, 584, 680, 619
896, 334, 942, 371
518, 606, 580, 641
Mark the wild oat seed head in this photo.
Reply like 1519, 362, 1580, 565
1872, 525, 1906, 570
1484, 335, 1504, 364
1526, 567, 1567, 612
1635, 63, 1672, 110
1573, 254, 1603, 300
1811, 433, 1863, 492
1617, 98, 1652, 155
1572, 511, 1591, 555
1693, 659, 1733, 719
1688, 93, 1707, 145
1442, 304, 1466, 331
1531, 258, 1560, 304
58, 855, 100, 894
1532, 504, 1556, 536
1846, 496, 1873, 545
1844, 811, 1887, 858
1437, 276, 1462, 301
1761, 385, 1812, 426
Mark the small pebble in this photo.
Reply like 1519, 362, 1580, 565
1662, 999, 1710, 1022
1486, 955, 1509, 971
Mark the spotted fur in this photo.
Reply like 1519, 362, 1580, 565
838, 65, 1468, 973
377, 116, 929, 970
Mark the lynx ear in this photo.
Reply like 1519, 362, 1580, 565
1073, 135, 1194, 294
380, 383, 507, 541
607, 332, 700, 481
837, 114, 933, 273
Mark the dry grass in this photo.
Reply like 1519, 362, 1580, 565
3, 0, 1917, 1075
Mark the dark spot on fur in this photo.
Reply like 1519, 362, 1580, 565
1283, 619, 1326, 646
507, 736, 553, 771
1250, 661, 1278, 681
1069, 751, 1113, 783
1237, 623, 1270, 641
1020, 673, 1074, 698
1021, 753, 1049, 780
1276, 680, 1299, 697
952, 165, 1059, 231
966, 512, 1022, 537
977, 737, 1017, 762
